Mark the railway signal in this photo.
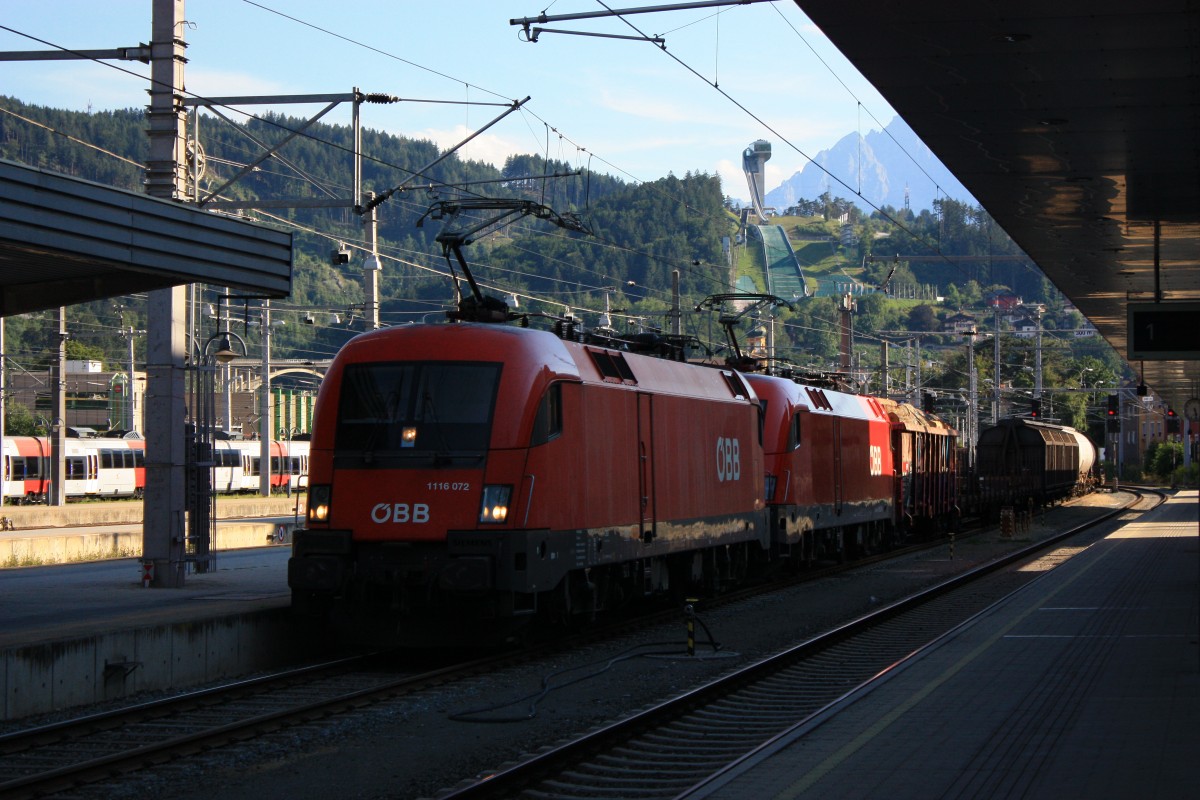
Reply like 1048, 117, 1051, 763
1030, 399, 1040, 419
1106, 394, 1120, 432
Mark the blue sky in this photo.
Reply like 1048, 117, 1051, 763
0, 0, 897, 201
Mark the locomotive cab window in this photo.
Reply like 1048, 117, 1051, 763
789, 411, 802, 449
336, 361, 502, 461
531, 382, 564, 446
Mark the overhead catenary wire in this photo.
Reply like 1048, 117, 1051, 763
0, 7, 979, 360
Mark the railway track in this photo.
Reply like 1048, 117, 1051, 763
0, 550, 916, 800
0, 650, 497, 799
431, 489, 1159, 800
0, 492, 1147, 799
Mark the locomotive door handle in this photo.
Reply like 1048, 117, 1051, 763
639, 442, 648, 511
520, 474, 536, 527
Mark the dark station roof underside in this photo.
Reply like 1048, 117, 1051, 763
0, 158, 292, 317
795, 0, 1200, 410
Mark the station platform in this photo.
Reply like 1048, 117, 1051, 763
0, 495, 304, 566
684, 489, 1200, 800
0, 531, 308, 722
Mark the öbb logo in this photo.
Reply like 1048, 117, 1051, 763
371, 503, 430, 524
716, 437, 741, 482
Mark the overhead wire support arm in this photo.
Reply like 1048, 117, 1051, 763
522, 27, 665, 44
361, 97, 531, 216
511, 1, 774, 42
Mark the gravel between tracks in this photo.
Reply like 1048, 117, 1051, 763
68, 492, 1131, 800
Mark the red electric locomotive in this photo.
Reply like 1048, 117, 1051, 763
745, 374, 897, 564
288, 323, 769, 643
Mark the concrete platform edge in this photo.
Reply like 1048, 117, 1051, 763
1, 606, 308, 721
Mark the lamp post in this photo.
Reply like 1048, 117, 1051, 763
260, 302, 273, 497
186, 330, 247, 577
963, 328, 978, 469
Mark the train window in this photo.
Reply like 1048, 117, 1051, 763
10, 457, 24, 480
66, 457, 86, 479
133, 450, 145, 468
790, 412, 803, 449
336, 362, 501, 456
18, 457, 42, 479
100, 450, 114, 469
588, 349, 637, 383
531, 383, 563, 446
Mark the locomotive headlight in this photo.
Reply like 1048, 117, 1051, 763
307, 484, 332, 524
401, 426, 417, 447
479, 484, 512, 524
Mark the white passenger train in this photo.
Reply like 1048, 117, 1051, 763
0, 436, 308, 503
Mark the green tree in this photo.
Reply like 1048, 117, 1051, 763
65, 339, 106, 365
1149, 441, 1184, 481
906, 304, 939, 331
4, 402, 39, 435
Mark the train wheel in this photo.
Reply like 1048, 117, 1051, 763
539, 576, 575, 629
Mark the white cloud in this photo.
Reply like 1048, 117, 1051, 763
418, 124, 527, 168
186, 69, 293, 102
716, 159, 746, 202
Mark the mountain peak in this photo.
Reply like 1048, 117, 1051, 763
764, 117, 975, 213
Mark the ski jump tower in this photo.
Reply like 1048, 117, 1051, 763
742, 139, 772, 222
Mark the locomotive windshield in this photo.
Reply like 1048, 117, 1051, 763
335, 361, 501, 463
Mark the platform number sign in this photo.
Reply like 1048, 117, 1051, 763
1128, 302, 1200, 360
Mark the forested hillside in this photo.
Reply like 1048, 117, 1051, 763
0, 95, 1126, 432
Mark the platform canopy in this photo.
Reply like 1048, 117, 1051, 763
0, 158, 292, 316
795, 0, 1200, 410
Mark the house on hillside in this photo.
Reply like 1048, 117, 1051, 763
943, 311, 977, 334
1010, 316, 1040, 339
986, 292, 1025, 322
986, 291, 1023, 311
